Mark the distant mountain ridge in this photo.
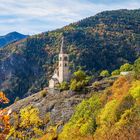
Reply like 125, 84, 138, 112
0, 32, 28, 48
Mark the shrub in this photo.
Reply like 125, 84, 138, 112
92, 81, 100, 88
14, 97, 20, 102
70, 70, 91, 91
111, 69, 120, 76
7, 106, 44, 139
40, 90, 47, 97
59, 81, 69, 91
70, 79, 77, 91
129, 81, 140, 100
100, 70, 110, 77
120, 63, 133, 72
133, 57, 140, 79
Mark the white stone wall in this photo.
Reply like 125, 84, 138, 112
49, 79, 55, 88
120, 71, 131, 76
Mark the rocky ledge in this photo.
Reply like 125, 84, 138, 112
7, 89, 91, 125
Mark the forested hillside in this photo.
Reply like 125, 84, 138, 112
59, 77, 140, 140
0, 9, 140, 102
1, 56, 140, 140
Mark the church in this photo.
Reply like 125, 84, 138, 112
49, 37, 70, 88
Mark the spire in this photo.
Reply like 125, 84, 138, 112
60, 36, 64, 54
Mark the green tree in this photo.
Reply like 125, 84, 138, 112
120, 63, 133, 72
59, 81, 69, 91
59, 96, 101, 139
70, 70, 91, 91
111, 69, 120, 76
73, 70, 87, 81
100, 70, 110, 77
133, 58, 140, 79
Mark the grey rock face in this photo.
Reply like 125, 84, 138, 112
7, 90, 91, 128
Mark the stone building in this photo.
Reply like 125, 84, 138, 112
49, 37, 70, 88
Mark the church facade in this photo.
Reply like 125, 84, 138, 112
49, 37, 70, 88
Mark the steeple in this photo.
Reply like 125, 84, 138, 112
60, 36, 64, 54
49, 36, 70, 88
58, 36, 69, 83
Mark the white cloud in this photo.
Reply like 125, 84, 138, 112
0, 0, 139, 35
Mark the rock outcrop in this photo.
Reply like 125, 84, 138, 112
7, 90, 91, 125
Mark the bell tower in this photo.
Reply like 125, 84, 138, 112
58, 37, 69, 83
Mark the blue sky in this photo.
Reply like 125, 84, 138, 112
0, 0, 139, 35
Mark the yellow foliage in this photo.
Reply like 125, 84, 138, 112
129, 80, 140, 100
0, 92, 10, 140
58, 76, 140, 140
7, 106, 44, 139
20, 106, 43, 128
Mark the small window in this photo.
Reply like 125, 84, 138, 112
60, 64, 61, 67
65, 63, 67, 67
60, 57, 62, 61
64, 56, 68, 61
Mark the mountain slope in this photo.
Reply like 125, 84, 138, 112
7, 76, 116, 139
0, 9, 140, 102
6, 74, 140, 140
58, 76, 140, 140
0, 32, 27, 48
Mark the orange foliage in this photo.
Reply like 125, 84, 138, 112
0, 91, 10, 140
39, 122, 63, 140
39, 128, 58, 140
0, 91, 9, 104
111, 76, 131, 100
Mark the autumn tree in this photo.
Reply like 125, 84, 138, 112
134, 57, 140, 79
7, 105, 44, 140
0, 91, 10, 140
58, 96, 101, 140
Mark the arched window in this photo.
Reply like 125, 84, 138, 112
59, 57, 62, 61
64, 56, 68, 61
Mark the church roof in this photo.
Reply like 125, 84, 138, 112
50, 78, 59, 82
